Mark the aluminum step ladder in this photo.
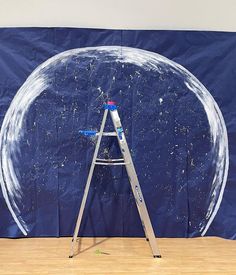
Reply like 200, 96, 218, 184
69, 101, 161, 258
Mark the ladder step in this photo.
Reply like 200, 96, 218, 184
96, 132, 117, 136
96, 158, 124, 162
94, 162, 129, 166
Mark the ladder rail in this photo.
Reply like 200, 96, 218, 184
110, 109, 161, 257
69, 109, 108, 258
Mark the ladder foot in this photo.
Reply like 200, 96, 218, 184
153, 255, 162, 258
146, 238, 149, 241
69, 255, 73, 258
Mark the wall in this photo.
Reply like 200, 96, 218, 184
0, 0, 236, 31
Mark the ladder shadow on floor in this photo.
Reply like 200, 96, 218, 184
73, 237, 110, 256
73, 181, 112, 256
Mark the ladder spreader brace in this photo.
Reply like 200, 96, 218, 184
69, 101, 161, 258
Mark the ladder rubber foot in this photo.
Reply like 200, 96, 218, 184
153, 255, 162, 258
69, 255, 73, 258
146, 238, 149, 241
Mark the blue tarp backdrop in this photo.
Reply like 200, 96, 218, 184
0, 28, 235, 239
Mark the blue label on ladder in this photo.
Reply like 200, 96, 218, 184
79, 130, 97, 136
117, 127, 123, 140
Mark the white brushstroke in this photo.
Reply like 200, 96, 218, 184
0, 46, 229, 236
0, 74, 48, 235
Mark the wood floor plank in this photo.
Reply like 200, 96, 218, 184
0, 237, 235, 274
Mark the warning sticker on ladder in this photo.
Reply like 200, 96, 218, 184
117, 127, 124, 140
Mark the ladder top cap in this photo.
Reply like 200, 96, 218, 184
104, 102, 117, 110
107, 101, 116, 105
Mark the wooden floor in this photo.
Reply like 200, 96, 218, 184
0, 237, 235, 274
